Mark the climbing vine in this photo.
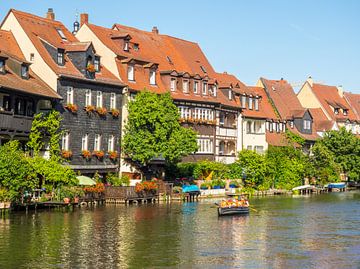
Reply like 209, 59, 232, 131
27, 110, 63, 159
285, 130, 305, 146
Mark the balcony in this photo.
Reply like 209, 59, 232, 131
217, 127, 237, 137
0, 111, 33, 134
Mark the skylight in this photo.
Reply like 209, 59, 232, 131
200, 65, 207, 73
56, 28, 67, 40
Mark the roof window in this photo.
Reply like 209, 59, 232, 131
56, 28, 67, 40
200, 65, 207, 73
124, 40, 129, 51
0, 59, 5, 74
166, 56, 173, 64
133, 43, 139, 51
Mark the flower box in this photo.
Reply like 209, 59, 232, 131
84, 105, 96, 113
93, 150, 104, 159
65, 103, 78, 113
82, 150, 91, 159
108, 151, 118, 160
96, 107, 107, 116
61, 150, 72, 159
110, 108, 120, 118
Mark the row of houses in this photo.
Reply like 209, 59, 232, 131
0, 8, 359, 178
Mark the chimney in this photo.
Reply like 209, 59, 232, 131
46, 8, 55, 20
80, 13, 89, 26
223, 71, 227, 74
152, 26, 159, 34
307, 76, 313, 87
337, 85, 344, 97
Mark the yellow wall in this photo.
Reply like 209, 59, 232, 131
1, 12, 58, 90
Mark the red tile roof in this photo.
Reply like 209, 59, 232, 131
344, 92, 360, 121
260, 78, 304, 120
9, 9, 122, 86
311, 83, 357, 122
266, 132, 295, 147
0, 30, 60, 99
243, 86, 278, 119
309, 108, 335, 132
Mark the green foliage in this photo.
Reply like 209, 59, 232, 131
317, 127, 360, 181
236, 150, 267, 188
27, 110, 62, 159
192, 160, 229, 179
107, 173, 130, 186
212, 178, 226, 188
122, 91, 198, 167
311, 143, 340, 184
0, 188, 11, 202
57, 186, 84, 200
285, 130, 305, 146
0, 141, 37, 200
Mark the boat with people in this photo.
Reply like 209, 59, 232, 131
217, 196, 250, 216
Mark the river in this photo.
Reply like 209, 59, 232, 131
1, 191, 360, 268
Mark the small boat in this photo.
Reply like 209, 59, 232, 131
218, 206, 249, 216
327, 182, 346, 192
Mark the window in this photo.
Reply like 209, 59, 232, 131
254, 146, 264, 154
193, 81, 199, 94
219, 141, 225, 155
193, 108, 213, 120
85, 89, 92, 106
81, 134, 88, 151
21, 65, 29, 79
269, 122, 273, 132
241, 95, 246, 108
3, 95, 10, 111
110, 93, 116, 109
94, 57, 100, 72
62, 132, 70, 150
57, 50, 64, 65
133, 44, 139, 51
343, 109, 348, 116
150, 70, 156, 85
183, 79, 189, 93
254, 98, 259, 111
26, 101, 34, 117
334, 108, 339, 115
213, 85, 217, 97
170, 78, 176, 91
0, 60, 4, 74
15, 98, 25, 115
30, 53, 35, 62
179, 106, 191, 119
200, 65, 207, 73
247, 145, 252, 150
56, 28, 67, 40
96, 91, 103, 107
290, 121, 294, 129
228, 89, 232, 100
303, 120, 311, 130
66, 87, 74, 104
127, 65, 134, 81
202, 82, 207, 95
94, 134, 101, 151
248, 97, 253, 110
276, 123, 280, 133
124, 40, 129, 51
246, 121, 252, 134
219, 112, 225, 126
197, 138, 213, 153
108, 135, 115, 152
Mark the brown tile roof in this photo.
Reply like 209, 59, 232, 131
10, 9, 122, 86
287, 124, 320, 141
311, 83, 357, 122
266, 132, 296, 147
261, 78, 304, 120
0, 30, 60, 99
309, 108, 335, 132
344, 92, 360, 121
242, 86, 278, 119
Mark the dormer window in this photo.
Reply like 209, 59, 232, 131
94, 56, 100, 72
200, 65, 207, 73
290, 121, 294, 129
248, 97, 253, 110
269, 121, 273, 132
21, 65, 29, 79
254, 98, 259, 111
241, 95, 246, 108
150, 69, 156, 85
170, 78, 176, 91
57, 49, 64, 66
127, 65, 134, 81
183, 79, 189, 93
202, 82, 207, 95
334, 108, 339, 115
124, 40, 129, 51
0, 60, 5, 74
228, 89, 232, 100
193, 81, 199, 94
133, 43, 139, 51
303, 120, 311, 130
56, 28, 67, 40
213, 85, 217, 97
343, 109, 348, 116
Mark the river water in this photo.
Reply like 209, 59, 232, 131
1, 191, 360, 268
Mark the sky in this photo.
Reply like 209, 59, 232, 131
1, 0, 360, 93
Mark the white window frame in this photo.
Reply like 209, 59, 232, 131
66, 87, 74, 104
183, 79, 189, 93
94, 57, 100, 72
127, 65, 134, 81
85, 89, 92, 106
110, 93, 116, 109
170, 78, 176, 91
197, 138, 213, 154
228, 89, 232, 100
150, 70, 156, 85
62, 132, 70, 150
213, 85, 217, 97
241, 95, 246, 108
219, 112, 225, 126
81, 134, 89, 151
304, 120, 311, 130
193, 81, 199, 94
94, 134, 102, 151
108, 135, 115, 152
96, 91, 103, 108
202, 82, 208, 95
248, 97, 253, 110
254, 98, 259, 111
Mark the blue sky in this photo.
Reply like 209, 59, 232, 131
1, 0, 360, 93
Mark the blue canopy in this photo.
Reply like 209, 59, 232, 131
182, 185, 200, 193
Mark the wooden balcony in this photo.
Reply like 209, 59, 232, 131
0, 111, 33, 134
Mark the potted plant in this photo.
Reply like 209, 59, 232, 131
93, 150, 104, 160
229, 180, 240, 188
86, 64, 96, 73
135, 182, 144, 197
84, 105, 96, 114
110, 108, 120, 118
108, 151, 118, 161
64, 103, 78, 113
61, 150, 73, 159
82, 150, 91, 160
200, 183, 208, 190
96, 107, 107, 117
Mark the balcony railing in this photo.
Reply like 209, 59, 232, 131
0, 111, 33, 133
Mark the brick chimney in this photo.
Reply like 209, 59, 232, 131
80, 13, 89, 26
337, 85, 344, 98
152, 26, 159, 34
46, 8, 55, 20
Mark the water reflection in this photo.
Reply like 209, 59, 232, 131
0, 192, 360, 268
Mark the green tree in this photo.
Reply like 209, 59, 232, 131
311, 143, 340, 184
0, 141, 37, 200
122, 91, 198, 176
27, 110, 62, 159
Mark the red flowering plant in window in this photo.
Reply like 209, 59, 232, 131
96, 107, 107, 116
110, 108, 120, 118
84, 105, 96, 113
86, 64, 96, 73
82, 150, 91, 159
65, 103, 78, 113
93, 150, 104, 159
61, 150, 72, 159
108, 151, 118, 161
